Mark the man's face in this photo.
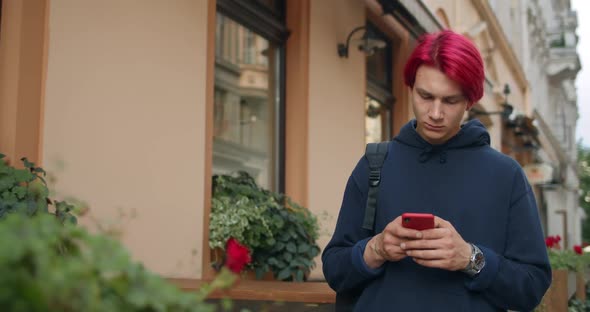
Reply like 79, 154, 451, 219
411, 65, 469, 145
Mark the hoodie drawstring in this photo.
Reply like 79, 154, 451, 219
419, 146, 433, 163
418, 146, 447, 164
439, 151, 447, 164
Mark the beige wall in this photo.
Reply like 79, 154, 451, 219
307, 0, 366, 279
43, 0, 209, 279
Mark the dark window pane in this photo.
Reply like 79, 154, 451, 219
366, 47, 390, 88
256, 0, 281, 13
365, 23, 394, 143
366, 24, 392, 91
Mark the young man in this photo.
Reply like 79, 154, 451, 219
322, 30, 551, 311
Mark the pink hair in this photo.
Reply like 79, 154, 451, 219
403, 30, 484, 107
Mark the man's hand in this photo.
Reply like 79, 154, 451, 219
363, 216, 425, 269
399, 216, 471, 271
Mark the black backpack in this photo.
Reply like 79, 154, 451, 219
335, 141, 390, 312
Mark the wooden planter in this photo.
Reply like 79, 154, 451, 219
576, 271, 586, 302
539, 269, 569, 312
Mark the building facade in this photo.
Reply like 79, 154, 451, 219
0, 0, 576, 289
488, 0, 582, 248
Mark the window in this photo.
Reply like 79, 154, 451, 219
213, 0, 287, 191
365, 24, 394, 144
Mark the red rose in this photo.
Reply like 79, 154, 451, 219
225, 238, 252, 273
546, 237, 556, 248
574, 245, 583, 255
556, 235, 561, 242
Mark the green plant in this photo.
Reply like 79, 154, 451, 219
0, 154, 77, 224
579, 143, 590, 243
568, 298, 590, 312
548, 248, 581, 271
546, 235, 590, 272
0, 155, 237, 311
567, 282, 590, 311
0, 212, 228, 311
209, 172, 320, 281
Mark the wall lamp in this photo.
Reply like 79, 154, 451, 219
337, 26, 386, 58
470, 84, 514, 119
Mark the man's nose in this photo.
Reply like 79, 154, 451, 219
429, 101, 443, 120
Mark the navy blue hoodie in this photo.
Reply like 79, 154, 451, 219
322, 119, 551, 311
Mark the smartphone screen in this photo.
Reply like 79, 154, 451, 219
401, 213, 435, 230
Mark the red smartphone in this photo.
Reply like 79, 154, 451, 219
401, 213, 435, 230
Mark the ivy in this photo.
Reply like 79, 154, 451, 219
0, 155, 76, 224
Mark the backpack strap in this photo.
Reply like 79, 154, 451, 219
362, 141, 389, 231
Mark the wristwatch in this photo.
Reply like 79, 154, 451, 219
462, 243, 485, 277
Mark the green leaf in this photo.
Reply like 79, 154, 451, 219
26, 199, 37, 216
12, 187, 26, 199
297, 244, 310, 253
221, 297, 233, 311
255, 267, 266, 280
283, 252, 293, 262
33, 167, 46, 177
267, 257, 279, 266
13, 169, 33, 183
275, 242, 285, 251
286, 242, 296, 253
21, 157, 34, 169
309, 246, 321, 257
277, 268, 291, 281
68, 214, 77, 225
295, 270, 304, 282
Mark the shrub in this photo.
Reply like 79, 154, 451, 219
209, 172, 320, 281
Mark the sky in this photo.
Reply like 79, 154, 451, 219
573, 0, 589, 147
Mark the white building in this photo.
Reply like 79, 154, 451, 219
490, 0, 582, 247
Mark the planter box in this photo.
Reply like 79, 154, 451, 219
537, 269, 587, 311
539, 269, 569, 312
170, 278, 336, 304
568, 270, 576, 298
576, 271, 586, 302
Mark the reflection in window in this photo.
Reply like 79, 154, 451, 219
365, 96, 391, 144
365, 23, 393, 144
366, 45, 390, 89
213, 13, 278, 189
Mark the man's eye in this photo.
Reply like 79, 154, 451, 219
445, 99, 461, 104
420, 94, 432, 100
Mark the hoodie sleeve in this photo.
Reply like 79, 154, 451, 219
465, 166, 552, 311
322, 159, 386, 292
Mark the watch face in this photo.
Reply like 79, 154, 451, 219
474, 251, 485, 270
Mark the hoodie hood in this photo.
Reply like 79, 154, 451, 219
394, 119, 490, 163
